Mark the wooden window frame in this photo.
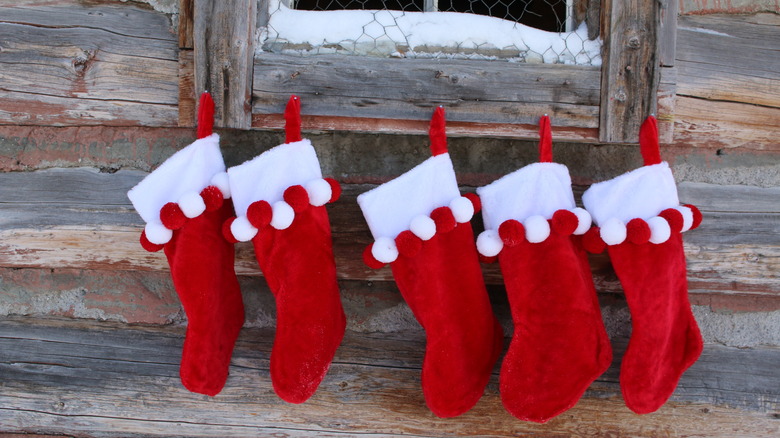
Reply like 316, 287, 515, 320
181, 0, 676, 143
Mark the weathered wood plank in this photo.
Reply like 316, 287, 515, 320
252, 53, 601, 132
0, 317, 777, 437
670, 13, 780, 150
252, 114, 600, 142
194, 0, 256, 129
672, 96, 780, 151
598, 0, 660, 143
680, 0, 780, 15
178, 50, 196, 127
0, 168, 778, 303
659, 0, 679, 67
0, 0, 179, 127
656, 66, 677, 143
675, 13, 780, 109
179, 0, 195, 49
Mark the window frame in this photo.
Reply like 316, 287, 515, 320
188, 0, 673, 144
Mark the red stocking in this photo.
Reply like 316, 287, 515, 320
582, 116, 704, 414
128, 93, 245, 396
224, 96, 346, 404
476, 116, 611, 423
359, 107, 503, 418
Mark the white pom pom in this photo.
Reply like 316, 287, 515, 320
571, 208, 592, 235
372, 237, 399, 264
524, 215, 551, 243
648, 216, 671, 244
305, 178, 332, 207
210, 172, 231, 199
145, 222, 173, 245
676, 206, 694, 232
270, 201, 295, 230
230, 216, 258, 242
410, 215, 436, 241
449, 196, 475, 223
600, 218, 627, 245
178, 191, 206, 218
476, 229, 503, 257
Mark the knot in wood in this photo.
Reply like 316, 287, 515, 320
627, 36, 641, 49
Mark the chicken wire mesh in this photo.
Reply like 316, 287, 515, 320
260, 0, 601, 65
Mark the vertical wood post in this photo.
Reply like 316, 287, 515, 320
194, 0, 256, 130
659, 0, 679, 67
599, 0, 661, 143
178, 0, 196, 127
657, 0, 679, 143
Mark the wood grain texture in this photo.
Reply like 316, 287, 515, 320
179, 0, 195, 49
0, 168, 778, 303
659, 0, 679, 67
0, 317, 777, 437
194, 0, 256, 129
598, 0, 660, 143
671, 13, 780, 150
0, 0, 178, 127
252, 114, 600, 142
252, 53, 601, 131
178, 50, 196, 127
676, 13, 780, 109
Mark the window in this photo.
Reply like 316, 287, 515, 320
262, 0, 600, 65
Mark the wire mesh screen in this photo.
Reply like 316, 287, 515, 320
261, 0, 601, 65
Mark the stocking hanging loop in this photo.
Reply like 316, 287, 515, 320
429, 106, 448, 156
285, 95, 303, 144
196, 92, 215, 139
538, 115, 553, 163
639, 115, 662, 166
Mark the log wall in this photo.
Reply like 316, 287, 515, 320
0, 0, 779, 436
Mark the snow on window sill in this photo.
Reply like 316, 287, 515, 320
259, 3, 602, 66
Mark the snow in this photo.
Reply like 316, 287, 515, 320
262, 2, 601, 65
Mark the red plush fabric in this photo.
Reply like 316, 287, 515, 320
391, 222, 504, 418
498, 222, 612, 423
196, 93, 215, 140
429, 106, 448, 156
251, 203, 346, 404
395, 229, 423, 257
284, 95, 303, 144
164, 199, 245, 396
160, 202, 187, 230
538, 115, 553, 163
639, 116, 661, 166
608, 233, 703, 414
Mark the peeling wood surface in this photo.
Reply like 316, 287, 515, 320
253, 53, 601, 136
0, 317, 778, 437
0, 0, 179, 127
673, 13, 780, 150
0, 168, 778, 307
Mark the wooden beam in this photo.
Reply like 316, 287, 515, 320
658, 0, 679, 67
194, 0, 256, 129
179, 0, 195, 49
0, 317, 778, 436
253, 53, 601, 137
599, 0, 661, 143
0, 168, 778, 303
0, 0, 178, 127
252, 114, 600, 142
178, 50, 196, 127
